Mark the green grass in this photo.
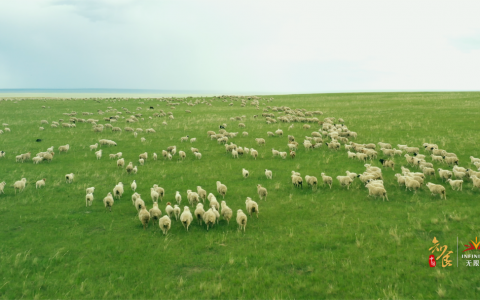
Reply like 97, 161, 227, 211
0, 92, 479, 299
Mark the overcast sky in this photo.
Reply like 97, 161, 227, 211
0, 0, 479, 94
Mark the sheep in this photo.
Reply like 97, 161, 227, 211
445, 179, 463, 191
165, 202, 174, 218
138, 205, 151, 229
257, 184, 268, 201
86, 187, 95, 194
231, 149, 238, 158
175, 191, 182, 204
207, 193, 220, 210
151, 188, 160, 203
190, 147, 199, 153
471, 175, 480, 190
243, 131, 248, 137
378, 142, 392, 149
194, 152, 202, 159
291, 175, 303, 188
420, 166, 436, 177
255, 138, 266, 146
32, 156, 44, 164
43, 152, 54, 162
347, 151, 356, 159
139, 152, 148, 161
404, 176, 421, 192
320, 173, 333, 189
36, 178, 46, 189
305, 175, 318, 190
453, 165, 467, 173
267, 131, 275, 137
65, 173, 74, 183
356, 153, 368, 162
95, 149, 102, 160
21, 152, 32, 162
379, 159, 395, 170
245, 197, 259, 218
470, 156, 480, 164
190, 138, 197, 143
152, 185, 165, 201
236, 209, 247, 232
117, 158, 125, 168
194, 203, 205, 225
444, 156, 459, 166
126, 162, 134, 174
158, 215, 171, 235
130, 180, 137, 192
173, 204, 181, 220
109, 154, 116, 159
196, 186, 207, 202
0, 151, 5, 158
272, 149, 280, 157
139, 158, 145, 166
149, 202, 162, 223
180, 206, 193, 231
292, 170, 301, 177
242, 168, 249, 179
336, 175, 353, 189
404, 154, 417, 166
146, 128, 156, 133
250, 149, 258, 160
475, 162, 480, 170
103, 192, 114, 212
365, 164, 382, 174
438, 168, 453, 181
178, 151, 186, 160
86, 193, 94, 206
180, 135, 189, 142
265, 169, 273, 179
141, 137, 146, 142
453, 170, 467, 180
15, 155, 23, 163
203, 208, 216, 230
58, 144, 70, 153
187, 190, 200, 207
216, 181, 227, 199
90, 143, 98, 151
0, 181, 5, 194
426, 182, 446, 200
366, 185, 389, 201
113, 182, 124, 199
135, 198, 146, 212
431, 154, 443, 163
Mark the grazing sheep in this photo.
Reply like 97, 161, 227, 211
187, 190, 200, 207
320, 173, 333, 189
250, 149, 258, 160
336, 176, 353, 189
139, 205, 151, 229
272, 149, 280, 157
126, 162, 134, 174
117, 158, 125, 168
180, 135, 189, 142
165, 202, 174, 218
103, 192, 114, 212
232, 149, 238, 158
158, 215, 171, 235
379, 159, 395, 170
95, 149, 102, 160
179, 151, 186, 160
345, 171, 357, 180
141, 137, 146, 142
289, 150, 296, 159
404, 176, 421, 192
446, 179, 463, 191
265, 169, 273, 179
356, 153, 368, 162
65, 173, 74, 183
149, 202, 162, 223
426, 182, 446, 200
58, 144, 70, 153
153, 153, 157, 161
437, 168, 453, 181
431, 154, 443, 163
86, 193, 94, 206
194, 203, 205, 225
86, 187, 95, 194
32, 156, 44, 164
347, 151, 357, 159
190, 138, 197, 143
291, 174, 303, 188
221, 201, 233, 223
257, 184, 268, 201
175, 191, 182, 204
421, 166, 436, 177
109, 154, 116, 159
216, 181, 227, 199
180, 206, 193, 231
305, 175, 318, 190
236, 209, 247, 232
255, 138, 266, 146
453, 170, 467, 180
194, 152, 202, 159
139, 152, 148, 161
242, 168, 249, 178
139, 158, 145, 166
151, 188, 159, 203
443, 156, 459, 166
378, 142, 392, 149
197, 186, 207, 202
13, 178, 27, 194
279, 151, 287, 159
43, 152, 54, 162
243, 131, 248, 137
366, 185, 389, 201
90, 143, 98, 151
36, 178, 46, 189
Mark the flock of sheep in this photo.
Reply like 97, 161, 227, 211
2, 95, 480, 236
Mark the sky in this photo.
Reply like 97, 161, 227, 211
0, 0, 479, 94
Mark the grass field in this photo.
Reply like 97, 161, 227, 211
0, 92, 479, 299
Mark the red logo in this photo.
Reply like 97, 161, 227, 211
429, 255, 436, 267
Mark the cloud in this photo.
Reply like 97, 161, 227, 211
0, 0, 479, 93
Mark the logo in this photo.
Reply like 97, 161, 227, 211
429, 255, 436, 267
429, 237, 453, 267
463, 237, 480, 252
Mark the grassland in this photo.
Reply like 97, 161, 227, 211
0, 92, 479, 299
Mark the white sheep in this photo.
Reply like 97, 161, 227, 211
336, 175, 353, 189
0, 151, 5, 158
291, 174, 303, 188
236, 209, 247, 232
86, 187, 95, 194
180, 135, 189, 142
250, 149, 258, 160
470, 156, 480, 164
138, 205, 151, 229
152, 185, 165, 201
471, 175, 480, 190
265, 169, 272, 179
86, 193, 94, 206
446, 179, 463, 191
242, 168, 249, 178
173, 204, 181, 220
347, 151, 356, 159
134, 197, 146, 212
32, 156, 44, 164
117, 158, 125, 168
197, 186, 207, 202
153, 153, 157, 160
187, 189, 200, 207
257, 184, 268, 200
133, 166, 138, 174
36, 178, 46, 189
158, 215, 171, 235
194, 203, 206, 225
190, 138, 197, 143
165, 202, 174, 218
175, 191, 182, 204
180, 206, 193, 231
245, 197, 259, 218
207, 193, 220, 210
90, 143, 98, 151
151, 188, 160, 202
221, 201, 233, 223
232, 149, 238, 158
255, 138, 266, 146
95, 149, 102, 160
141, 137, 146, 142
426, 182, 446, 200
345, 171, 357, 180
65, 173, 74, 183
366, 185, 389, 201
216, 181, 227, 199
321, 173, 333, 189
179, 151, 186, 160
305, 175, 318, 190
437, 168, 452, 181
58, 144, 70, 153
113, 182, 124, 199
194, 152, 202, 159
139, 158, 145, 166
203, 208, 217, 230
131, 180, 137, 192
149, 202, 162, 223
404, 176, 421, 192
103, 192, 114, 212
0, 181, 6, 194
